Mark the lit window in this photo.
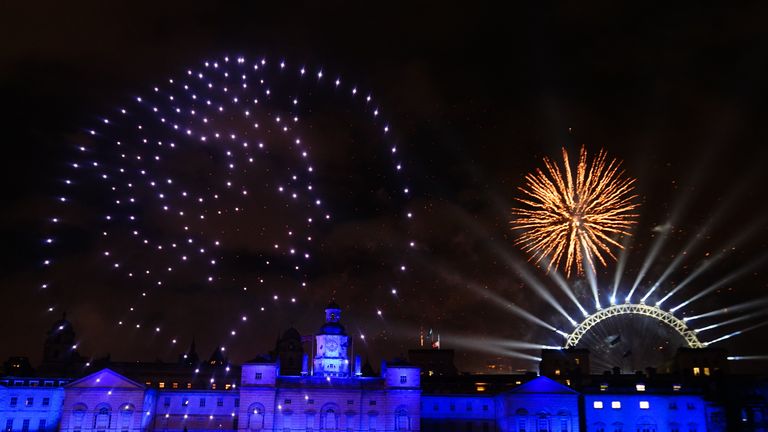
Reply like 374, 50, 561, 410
600, 384, 608, 392
703, 367, 710, 376
476, 385, 486, 392
636, 384, 646, 392
639, 401, 650, 409
575, 358, 580, 365
172, 382, 179, 389
555, 369, 561, 376
186, 383, 192, 389
158, 382, 165, 389
611, 401, 621, 409
673, 384, 682, 391
692, 367, 700, 376
593, 401, 603, 409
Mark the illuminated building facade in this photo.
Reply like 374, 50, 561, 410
4, 308, 767, 431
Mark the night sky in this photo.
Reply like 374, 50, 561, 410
2, 2, 768, 373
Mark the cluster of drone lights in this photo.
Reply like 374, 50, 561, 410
508, 147, 767, 355
40, 55, 415, 346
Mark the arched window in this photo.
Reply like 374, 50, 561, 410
72, 403, 88, 432
611, 422, 623, 432
395, 408, 409, 431
321, 405, 339, 431
536, 412, 550, 432
592, 422, 605, 432
248, 403, 265, 431
669, 422, 680, 432
93, 405, 112, 432
635, 417, 656, 432
687, 423, 697, 432
119, 404, 135, 432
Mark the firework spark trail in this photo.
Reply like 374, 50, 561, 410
512, 146, 639, 277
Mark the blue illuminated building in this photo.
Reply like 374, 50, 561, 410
2, 305, 766, 431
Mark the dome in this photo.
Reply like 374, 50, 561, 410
281, 327, 301, 341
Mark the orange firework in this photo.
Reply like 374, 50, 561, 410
511, 146, 639, 277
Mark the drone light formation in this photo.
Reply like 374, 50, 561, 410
512, 146, 639, 277
40, 54, 414, 343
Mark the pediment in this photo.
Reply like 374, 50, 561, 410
66, 368, 144, 389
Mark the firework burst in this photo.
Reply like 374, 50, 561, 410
511, 146, 639, 277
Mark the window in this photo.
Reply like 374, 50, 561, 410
611, 401, 621, 409
5, 419, 13, 432
186, 382, 192, 389
673, 384, 682, 391
450, 403, 455, 411
159, 382, 165, 388
38, 419, 46, 431
670, 423, 680, 432
43, 398, 50, 406
164, 397, 170, 407
10, 397, 18, 407
561, 419, 568, 432
25, 397, 34, 407
369, 400, 377, 406
636, 384, 646, 392
687, 424, 697, 432
400, 375, 407, 384
307, 399, 314, 405
217, 398, 224, 407
172, 382, 179, 389
600, 384, 608, 392
692, 367, 700, 376
593, 401, 604, 409
284, 399, 291, 405
482, 405, 488, 411
703, 368, 710, 376
255, 372, 263, 380
347, 400, 354, 405
200, 398, 206, 407
44, 381, 54, 387
433, 404, 438, 411
639, 401, 649, 409
555, 369, 561, 375
235, 398, 240, 408
21, 419, 29, 432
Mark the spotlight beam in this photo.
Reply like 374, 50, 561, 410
544, 260, 590, 316
453, 208, 579, 327
626, 147, 717, 302
684, 297, 768, 322
464, 282, 559, 331
658, 219, 764, 306
641, 172, 756, 304
705, 319, 768, 346
695, 310, 767, 333
611, 237, 632, 304
670, 254, 768, 313
728, 355, 768, 361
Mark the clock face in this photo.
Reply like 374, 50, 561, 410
326, 340, 339, 352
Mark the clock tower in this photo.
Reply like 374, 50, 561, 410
313, 301, 349, 377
